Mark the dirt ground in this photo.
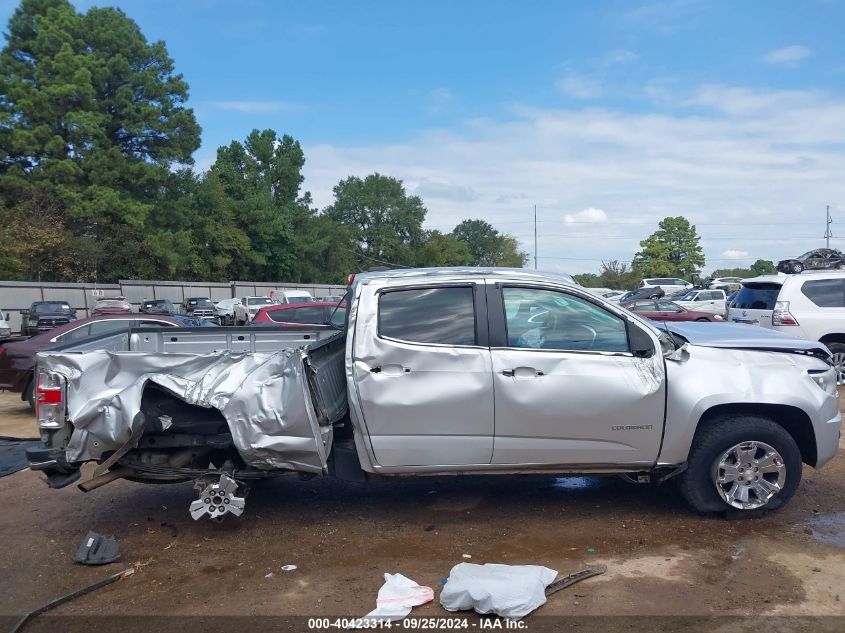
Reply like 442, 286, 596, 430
0, 390, 843, 631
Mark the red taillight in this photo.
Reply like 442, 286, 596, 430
772, 301, 799, 326
639, 281, 645, 288
36, 369, 66, 428
347, 273, 356, 285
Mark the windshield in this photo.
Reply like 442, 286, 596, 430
732, 283, 782, 311
34, 302, 72, 313
679, 291, 697, 301
248, 297, 273, 306
187, 298, 212, 307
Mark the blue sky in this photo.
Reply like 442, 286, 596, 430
3, 0, 845, 274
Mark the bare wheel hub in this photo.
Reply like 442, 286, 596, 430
189, 473, 246, 520
713, 441, 786, 510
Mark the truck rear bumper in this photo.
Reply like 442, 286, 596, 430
26, 445, 81, 488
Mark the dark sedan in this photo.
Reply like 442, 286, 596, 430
622, 299, 724, 322
0, 313, 200, 408
777, 248, 845, 274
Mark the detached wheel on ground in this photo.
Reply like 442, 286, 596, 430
677, 414, 802, 515
825, 342, 845, 385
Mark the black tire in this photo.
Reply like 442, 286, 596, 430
677, 415, 802, 515
24, 378, 35, 410
695, 317, 710, 322
792, 262, 804, 273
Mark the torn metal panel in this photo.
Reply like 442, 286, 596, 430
37, 348, 332, 473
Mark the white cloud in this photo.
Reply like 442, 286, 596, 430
763, 45, 811, 67
427, 88, 456, 114
556, 72, 602, 99
602, 50, 639, 66
206, 100, 302, 114
720, 250, 750, 259
565, 208, 609, 223
302, 84, 845, 274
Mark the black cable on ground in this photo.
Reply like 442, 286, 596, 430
9, 567, 135, 633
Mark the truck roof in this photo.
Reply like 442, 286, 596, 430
355, 266, 579, 286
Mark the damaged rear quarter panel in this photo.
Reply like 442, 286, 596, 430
38, 348, 331, 473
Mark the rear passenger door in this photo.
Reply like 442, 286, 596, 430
351, 283, 494, 467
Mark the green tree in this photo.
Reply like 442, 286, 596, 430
572, 272, 601, 287
414, 230, 472, 267
324, 174, 426, 266
633, 216, 704, 280
598, 260, 640, 289
0, 0, 200, 280
451, 219, 528, 267
750, 259, 776, 276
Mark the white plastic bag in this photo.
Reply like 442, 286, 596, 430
358, 573, 434, 624
439, 563, 558, 620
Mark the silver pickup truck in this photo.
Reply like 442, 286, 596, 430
28, 268, 841, 518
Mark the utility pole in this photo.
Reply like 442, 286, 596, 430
825, 205, 833, 248
534, 204, 538, 269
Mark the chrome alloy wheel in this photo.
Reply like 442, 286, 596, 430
831, 352, 845, 385
713, 441, 786, 509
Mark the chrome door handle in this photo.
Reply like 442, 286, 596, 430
501, 369, 514, 377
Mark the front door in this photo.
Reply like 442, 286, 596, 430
351, 283, 494, 467
489, 285, 665, 467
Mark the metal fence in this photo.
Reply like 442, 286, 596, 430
0, 279, 347, 334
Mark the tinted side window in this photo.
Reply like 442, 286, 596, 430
89, 320, 134, 336
801, 279, 845, 308
270, 306, 326, 324
379, 287, 476, 345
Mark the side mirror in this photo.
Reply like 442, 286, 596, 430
628, 323, 655, 358
4, 312, 9, 321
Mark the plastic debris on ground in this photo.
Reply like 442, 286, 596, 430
357, 573, 434, 625
73, 531, 120, 566
281, 564, 297, 571
439, 563, 558, 620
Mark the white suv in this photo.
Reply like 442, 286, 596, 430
729, 272, 845, 381
639, 277, 692, 295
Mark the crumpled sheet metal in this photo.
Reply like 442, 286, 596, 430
37, 349, 330, 473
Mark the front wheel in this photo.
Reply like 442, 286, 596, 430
792, 262, 804, 273
695, 317, 710, 322
826, 342, 845, 385
678, 415, 802, 514
25, 378, 35, 410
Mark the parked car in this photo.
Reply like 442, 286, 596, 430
92, 296, 132, 315
184, 297, 216, 321
672, 289, 727, 315
21, 301, 76, 336
140, 299, 176, 315
706, 276, 743, 292
729, 271, 845, 382
29, 267, 839, 520
601, 290, 626, 302
777, 249, 845, 274
322, 295, 345, 303
269, 289, 315, 304
622, 299, 723, 322
618, 286, 665, 304
0, 313, 203, 409
0, 309, 11, 340
639, 277, 692, 295
252, 301, 347, 327
233, 296, 274, 324
214, 298, 242, 325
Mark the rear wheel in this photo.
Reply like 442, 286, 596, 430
678, 415, 801, 514
792, 262, 804, 273
24, 378, 35, 410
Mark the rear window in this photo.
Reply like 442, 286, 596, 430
801, 279, 845, 308
733, 283, 782, 310
379, 287, 476, 345
248, 297, 273, 306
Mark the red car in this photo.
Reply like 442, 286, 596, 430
0, 313, 198, 408
622, 299, 723, 322
252, 301, 346, 327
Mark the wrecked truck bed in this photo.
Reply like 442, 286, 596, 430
30, 326, 348, 502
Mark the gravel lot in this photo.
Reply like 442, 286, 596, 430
0, 390, 843, 630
